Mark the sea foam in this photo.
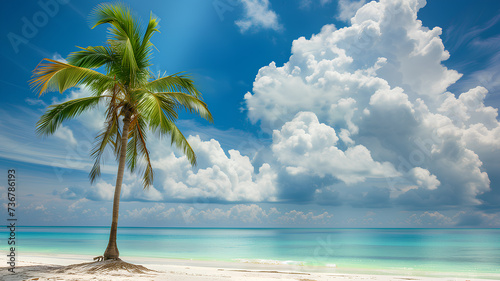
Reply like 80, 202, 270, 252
233, 258, 306, 266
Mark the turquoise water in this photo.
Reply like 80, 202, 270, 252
8, 227, 500, 278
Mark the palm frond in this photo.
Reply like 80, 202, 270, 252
92, 2, 140, 45
136, 121, 153, 187
126, 116, 153, 187
67, 45, 115, 69
122, 37, 139, 76
136, 92, 196, 165
135, 12, 159, 69
31, 58, 114, 96
91, 2, 142, 80
145, 73, 201, 98
141, 12, 160, 50
165, 120, 196, 166
89, 118, 120, 183
137, 92, 179, 126
155, 92, 213, 122
36, 96, 103, 136
89, 96, 122, 183
126, 117, 140, 172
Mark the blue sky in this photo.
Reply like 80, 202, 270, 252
1, 0, 500, 228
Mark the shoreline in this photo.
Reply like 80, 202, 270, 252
2, 253, 499, 281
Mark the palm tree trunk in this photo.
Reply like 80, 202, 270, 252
103, 113, 132, 260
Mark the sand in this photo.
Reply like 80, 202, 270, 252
1, 253, 497, 281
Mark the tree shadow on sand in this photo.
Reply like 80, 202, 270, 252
7, 260, 158, 280
54, 259, 156, 274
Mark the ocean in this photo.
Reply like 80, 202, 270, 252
10, 227, 500, 279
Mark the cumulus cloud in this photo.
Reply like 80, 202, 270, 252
236, 0, 282, 33
407, 211, 454, 226
56, 181, 115, 201
123, 203, 333, 225
153, 135, 277, 202
198, 204, 269, 223
244, 0, 499, 208
278, 210, 333, 223
403, 210, 499, 227
56, 134, 278, 204
272, 111, 399, 184
53, 125, 77, 147
336, 0, 367, 22
126, 203, 171, 220
56, 177, 164, 202
408, 167, 440, 190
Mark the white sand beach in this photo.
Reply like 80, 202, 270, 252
1, 253, 497, 281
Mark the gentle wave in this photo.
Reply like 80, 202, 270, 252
233, 258, 337, 268
234, 258, 306, 266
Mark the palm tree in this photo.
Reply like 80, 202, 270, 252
30, 3, 213, 260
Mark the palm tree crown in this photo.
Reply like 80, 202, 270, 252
31, 3, 212, 187
30, 3, 213, 260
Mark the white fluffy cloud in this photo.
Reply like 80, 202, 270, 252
236, 0, 281, 33
126, 203, 171, 220
123, 203, 333, 225
57, 176, 165, 202
407, 211, 454, 226
53, 125, 77, 147
408, 167, 440, 190
198, 204, 268, 223
56, 134, 277, 203
272, 111, 399, 184
336, 0, 367, 22
244, 0, 499, 207
152, 135, 277, 202
278, 210, 333, 223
